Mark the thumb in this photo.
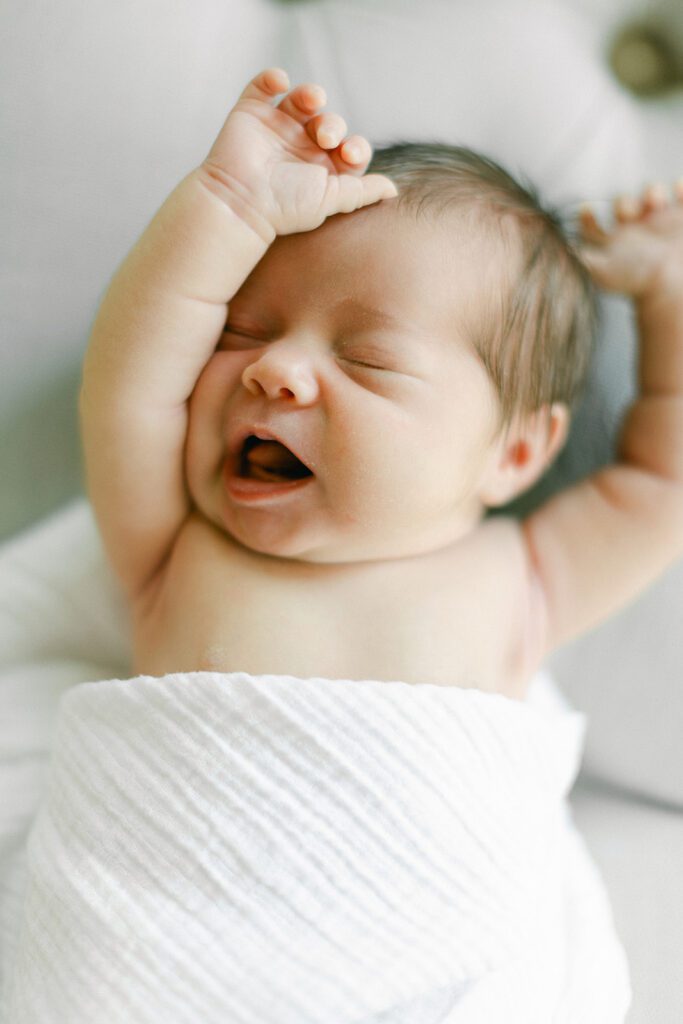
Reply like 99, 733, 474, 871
359, 174, 399, 206
322, 173, 398, 218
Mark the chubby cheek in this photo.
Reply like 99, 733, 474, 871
324, 415, 439, 527
333, 404, 488, 528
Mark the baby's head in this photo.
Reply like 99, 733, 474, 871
368, 142, 597, 444
187, 142, 597, 563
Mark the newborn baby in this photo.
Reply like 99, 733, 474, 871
80, 68, 683, 698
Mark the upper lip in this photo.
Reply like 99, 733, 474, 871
227, 423, 314, 473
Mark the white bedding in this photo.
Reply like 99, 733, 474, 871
2, 669, 631, 1023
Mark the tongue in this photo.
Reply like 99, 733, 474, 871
245, 441, 309, 482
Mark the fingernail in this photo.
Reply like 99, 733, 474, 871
344, 144, 361, 162
270, 68, 289, 90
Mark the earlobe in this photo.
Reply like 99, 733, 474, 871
480, 402, 570, 507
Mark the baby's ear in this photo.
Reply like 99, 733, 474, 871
479, 402, 570, 508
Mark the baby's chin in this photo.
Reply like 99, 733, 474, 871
215, 507, 341, 563
230, 530, 328, 563
221, 519, 360, 564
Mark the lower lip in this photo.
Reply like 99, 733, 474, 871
224, 463, 314, 504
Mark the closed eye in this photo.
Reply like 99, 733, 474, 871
218, 325, 265, 349
343, 357, 415, 381
338, 338, 396, 373
342, 356, 392, 371
222, 325, 254, 337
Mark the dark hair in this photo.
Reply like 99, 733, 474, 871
368, 142, 599, 436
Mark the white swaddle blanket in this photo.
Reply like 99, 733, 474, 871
1, 664, 630, 1023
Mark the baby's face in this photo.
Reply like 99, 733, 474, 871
186, 204, 504, 562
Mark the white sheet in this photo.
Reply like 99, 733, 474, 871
0, 666, 631, 1023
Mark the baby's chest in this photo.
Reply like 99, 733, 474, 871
132, 516, 531, 697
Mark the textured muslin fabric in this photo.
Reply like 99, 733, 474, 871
0, 668, 630, 1023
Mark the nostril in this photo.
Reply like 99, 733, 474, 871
279, 387, 295, 399
243, 375, 266, 397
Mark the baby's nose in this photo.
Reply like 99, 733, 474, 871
241, 343, 319, 405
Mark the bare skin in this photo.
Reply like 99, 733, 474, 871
80, 69, 683, 699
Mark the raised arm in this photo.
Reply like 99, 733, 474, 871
522, 182, 683, 655
79, 68, 397, 601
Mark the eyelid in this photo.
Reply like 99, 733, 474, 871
218, 328, 265, 356
223, 324, 257, 336
344, 357, 387, 371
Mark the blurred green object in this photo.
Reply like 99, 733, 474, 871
609, 22, 682, 96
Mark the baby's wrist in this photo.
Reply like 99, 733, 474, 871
638, 259, 683, 307
195, 161, 277, 248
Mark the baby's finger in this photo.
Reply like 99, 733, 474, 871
239, 68, 291, 105
641, 182, 669, 216
578, 204, 609, 244
358, 173, 399, 206
614, 194, 641, 224
276, 83, 327, 125
305, 113, 348, 150
323, 173, 398, 218
329, 136, 368, 176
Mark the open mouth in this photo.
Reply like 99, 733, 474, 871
237, 436, 314, 484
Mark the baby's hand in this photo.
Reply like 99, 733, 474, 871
200, 67, 397, 240
579, 180, 683, 299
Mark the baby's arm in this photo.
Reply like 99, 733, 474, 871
522, 183, 683, 655
80, 69, 396, 601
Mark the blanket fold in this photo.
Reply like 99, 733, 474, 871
1, 669, 630, 1023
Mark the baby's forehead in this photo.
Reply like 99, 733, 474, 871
272, 201, 505, 283
341, 203, 517, 313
